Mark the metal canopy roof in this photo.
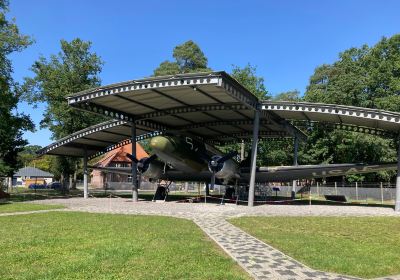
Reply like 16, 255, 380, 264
67, 71, 304, 143
263, 101, 400, 135
37, 120, 161, 158
38, 72, 400, 159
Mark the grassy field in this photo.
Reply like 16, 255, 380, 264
0, 212, 250, 280
0, 202, 64, 213
230, 216, 400, 278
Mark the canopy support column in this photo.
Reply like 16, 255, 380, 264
131, 121, 138, 202
395, 137, 400, 212
248, 109, 260, 207
83, 147, 88, 199
291, 136, 299, 200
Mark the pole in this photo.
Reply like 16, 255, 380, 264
291, 136, 299, 200
205, 182, 210, 196
131, 121, 138, 202
317, 181, 319, 198
248, 110, 260, 207
380, 182, 384, 205
395, 137, 400, 211
355, 182, 359, 201
7, 176, 12, 192
83, 147, 88, 199
205, 184, 208, 203
335, 181, 338, 195
240, 139, 245, 161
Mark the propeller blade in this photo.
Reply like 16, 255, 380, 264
217, 151, 238, 164
126, 153, 139, 163
143, 154, 158, 165
198, 150, 211, 162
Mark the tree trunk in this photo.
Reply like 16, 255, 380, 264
8, 176, 12, 192
72, 170, 77, 189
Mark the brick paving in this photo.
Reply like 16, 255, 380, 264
7, 198, 400, 280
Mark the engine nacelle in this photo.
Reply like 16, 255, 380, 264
141, 161, 164, 180
208, 156, 239, 183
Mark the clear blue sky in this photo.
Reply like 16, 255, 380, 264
9, 0, 400, 147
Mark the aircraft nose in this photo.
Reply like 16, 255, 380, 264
150, 136, 174, 153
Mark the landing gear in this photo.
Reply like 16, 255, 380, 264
152, 181, 172, 202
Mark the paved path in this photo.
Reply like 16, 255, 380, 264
9, 198, 400, 280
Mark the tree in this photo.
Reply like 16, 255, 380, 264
0, 0, 34, 180
302, 34, 400, 181
24, 38, 104, 139
231, 64, 269, 100
219, 64, 271, 164
273, 90, 301, 101
23, 38, 105, 186
153, 40, 211, 76
18, 145, 42, 167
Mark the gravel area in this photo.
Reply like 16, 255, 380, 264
30, 197, 400, 219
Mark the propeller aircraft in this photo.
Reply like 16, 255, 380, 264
90, 133, 397, 195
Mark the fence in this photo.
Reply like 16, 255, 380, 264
273, 182, 396, 204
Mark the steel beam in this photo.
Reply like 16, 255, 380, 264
131, 122, 138, 202
88, 131, 163, 160
262, 111, 307, 141
83, 147, 88, 199
291, 136, 299, 200
395, 137, 400, 212
248, 110, 260, 207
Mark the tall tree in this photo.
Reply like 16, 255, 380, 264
302, 34, 400, 181
231, 64, 269, 100
220, 64, 272, 164
23, 38, 105, 184
0, 0, 34, 180
273, 90, 301, 101
24, 38, 104, 139
153, 40, 211, 76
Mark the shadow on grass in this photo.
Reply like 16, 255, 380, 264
4, 189, 394, 209
251, 195, 394, 209
6, 189, 84, 202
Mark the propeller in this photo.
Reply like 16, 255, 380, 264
126, 153, 158, 189
205, 151, 238, 195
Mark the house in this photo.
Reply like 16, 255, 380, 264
14, 167, 54, 186
91, 142, 149, 189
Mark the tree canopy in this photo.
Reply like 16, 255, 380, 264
231, 64, 270, 100
153, 40, 211, 76
23, 38, 105, 181
23, 38, 105, 139
0, 0, 34, 177
301, 34, 400, 181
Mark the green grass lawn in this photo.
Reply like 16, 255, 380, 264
0, 202, 64, 213
0, 212, 250, 280
230, 216, 400, 278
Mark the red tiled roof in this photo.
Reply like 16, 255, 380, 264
95, 143, 148, 167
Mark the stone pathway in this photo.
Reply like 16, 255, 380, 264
195, 217, 360, 280
6, 198, 400, 280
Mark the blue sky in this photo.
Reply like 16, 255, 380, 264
9, 0, 400, 147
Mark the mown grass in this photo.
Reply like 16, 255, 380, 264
230, 216, 400, 278
0, 212, 250, 280
0, 202, 64, 213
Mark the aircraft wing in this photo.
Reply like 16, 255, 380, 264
240, 163, 397, 182
90, 163, 397, 183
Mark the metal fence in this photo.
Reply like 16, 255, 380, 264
274, 182, 396, 203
